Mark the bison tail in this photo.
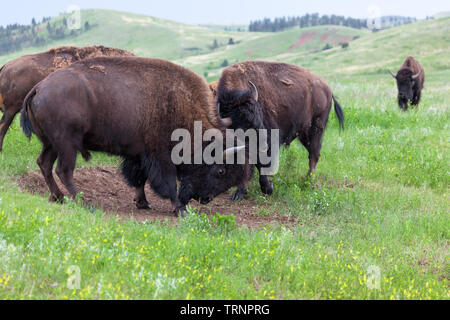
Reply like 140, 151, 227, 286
332, 95, 345, 131
20, 88, 37, 141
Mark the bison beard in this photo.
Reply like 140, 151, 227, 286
20, 57, 247, 216
217, 61, 344, 201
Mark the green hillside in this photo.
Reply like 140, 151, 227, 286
280, 17, 450, 77
0, 9, 260, 65
0, 9, 367, 79
179, 25, 368, 79
1, 10, 448, 81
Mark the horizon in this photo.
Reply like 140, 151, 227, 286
0, 1, 449, 27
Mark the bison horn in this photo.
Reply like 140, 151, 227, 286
223, 145, 245, 161
249, 81, 259, 102
411, 70, 421, 80
217, 102, 232, 127
388, 70, 397, 78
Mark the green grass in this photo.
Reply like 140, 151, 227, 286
0, 12, 449, 300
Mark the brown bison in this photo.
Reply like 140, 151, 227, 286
389, 56, 425, 110
0, 45, 134, 151
21, 57, 248, 216
217, 61, 344, 201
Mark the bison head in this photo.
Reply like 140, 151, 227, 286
389, 69, 421, 101
178, 147, 248, 205
217, 81, 265, 131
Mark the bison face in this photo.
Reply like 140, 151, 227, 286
178, 163, 247, 206
390, 69, 421, 101
218, 81, 265, 131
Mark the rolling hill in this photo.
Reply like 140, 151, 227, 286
0, 9, 367, 79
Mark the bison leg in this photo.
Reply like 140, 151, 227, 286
231, 163, 254, 201
0, 109, 16, 152
232, 184, 248, 202
300, 117, 328, 176
55, 147, 79, 200
121, 155, 152, 210
144, 155, 180, 215
411, 91, 421, 106
37, 144, 64, 202
307, 132, 323, 175
257, 164, 273, 195
134, 185, 152, 210
398, 96, 408, 111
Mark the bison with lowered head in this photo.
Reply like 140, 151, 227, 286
21, 57, 248, 216
217, 61, 344, 201
0, 45, 134, 152
389, 56, 425, 110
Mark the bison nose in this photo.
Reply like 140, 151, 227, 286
200, 196, 213, 205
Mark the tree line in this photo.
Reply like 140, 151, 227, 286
0, 17, 92, 56
249, 13, 368, 32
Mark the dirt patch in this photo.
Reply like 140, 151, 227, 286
289, 31, 317, 50
17, 166, 297, 229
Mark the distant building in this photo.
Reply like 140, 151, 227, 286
367, 16, 417, 31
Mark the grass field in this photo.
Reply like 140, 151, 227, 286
0, 11, 448, 299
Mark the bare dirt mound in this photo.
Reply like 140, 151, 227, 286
17, 166, 297, 229
289, 31, 317, 50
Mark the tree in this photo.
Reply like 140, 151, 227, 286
221, 59, 229, 67
84, 21, 90, 31
228, 38, 235, 45
322, 43, 332, 51
211, 39, 218, 50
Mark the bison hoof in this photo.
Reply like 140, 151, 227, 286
176, 208, 188, 218
260, 181, 273, 195
49, 194, 64, 203
135, 199, 152, 210
232, 189, 246, 202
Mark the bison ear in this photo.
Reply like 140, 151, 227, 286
388, 70, 397, 79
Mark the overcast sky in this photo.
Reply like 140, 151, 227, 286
0, 0, 448, 27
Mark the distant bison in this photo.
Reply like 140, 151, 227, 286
0, 45, 134, 151
21, 57, 248, 216
217, 61, 344, 201
389, 56, 425, 110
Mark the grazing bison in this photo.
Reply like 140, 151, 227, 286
217, 61, 344, 201
0, 45, 134, 151
21, 57, 248, 216
389, 56, 425, 110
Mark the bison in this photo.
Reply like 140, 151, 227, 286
389, 56, 425, 110
217, 61, 344, 201
0, 45, 134, 152
20, 57, 248, 216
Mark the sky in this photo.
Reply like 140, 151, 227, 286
0, 0, 448, 27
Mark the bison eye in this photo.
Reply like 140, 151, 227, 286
218, 168, 226, 176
